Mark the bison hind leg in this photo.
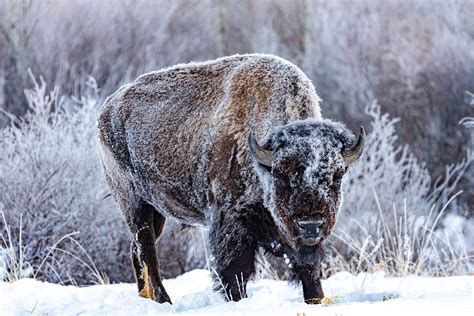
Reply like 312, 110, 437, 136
127, 201, 171, 304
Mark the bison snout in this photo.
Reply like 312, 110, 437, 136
296, 219, 324, 237
295, 220, 324, 246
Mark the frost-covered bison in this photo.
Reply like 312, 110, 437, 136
97, 54, 364, 304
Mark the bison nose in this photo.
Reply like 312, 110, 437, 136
296, 220, 324, 238
296, 220, 324, 246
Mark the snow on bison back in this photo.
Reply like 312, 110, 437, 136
97, 53, 365, 304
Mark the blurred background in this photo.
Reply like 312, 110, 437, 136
0, 0, 472, 285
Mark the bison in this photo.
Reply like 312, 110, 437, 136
97, 54, 364, 304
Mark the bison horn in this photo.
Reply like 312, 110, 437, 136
343, 126, 366, 165
248, 128, 275, 168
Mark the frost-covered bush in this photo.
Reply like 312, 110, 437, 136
0, 75, 205, 284
0, 0, 219, 125
0, 74, 130, 284
304, 0, 473, 212
340, 102, 471, 229
324, 102, 473, 276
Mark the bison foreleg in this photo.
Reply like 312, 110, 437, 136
296, 265, 324, 304
209, 214, 256, 302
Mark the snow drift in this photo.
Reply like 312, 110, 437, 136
0, 269, 472, 315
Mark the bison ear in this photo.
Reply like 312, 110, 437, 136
342, 126, 365, 166
248, 128, 275, 168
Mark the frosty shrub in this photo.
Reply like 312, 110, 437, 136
324, 102, 473, 277
305, 0, 473, 191
0, 74, 205, 284
0, 73, 129, 284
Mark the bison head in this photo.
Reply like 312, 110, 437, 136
249, 120, 364, 253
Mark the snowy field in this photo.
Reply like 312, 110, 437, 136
0, 269, 472, 316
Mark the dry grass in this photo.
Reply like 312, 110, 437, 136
0, 210, 109, 285
325, 191, 473, 277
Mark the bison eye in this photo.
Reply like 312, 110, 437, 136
332, 173, 343, 189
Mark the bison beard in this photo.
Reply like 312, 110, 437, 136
97, 54, 364, 304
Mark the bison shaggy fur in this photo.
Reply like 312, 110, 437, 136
97, 54, 364, 304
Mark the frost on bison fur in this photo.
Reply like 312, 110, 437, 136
97, 54, 365, 304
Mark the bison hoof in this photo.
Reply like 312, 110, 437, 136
305, 296, 334, 305
157, 292, 172, 304
304, 297, 323, 305
139, 289, 172, 304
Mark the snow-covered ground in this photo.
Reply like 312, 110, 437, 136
0, 269, 472, 315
